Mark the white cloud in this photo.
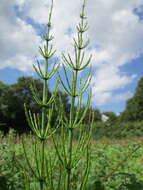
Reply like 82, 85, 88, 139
1, 0, 143, 106
14, 0, 81, 57
0, 0, 41, 72
113, 92, 133, 102
85, 0, 143, 105
91, 65, 136, 105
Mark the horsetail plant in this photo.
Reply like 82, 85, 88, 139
23, 0, 59, 189
54, 0, 94, 189
22, 0, 94, 189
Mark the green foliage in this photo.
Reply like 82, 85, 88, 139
20, 0, 95, 189
0, 142, 24, 190
103, 112, 118, 124
0, 77, 101, 134
1, 137, 143, 190
7, 128, 16, 142
92, 121, 143, 139
0, 81, 11, 133
121, 76, 143, 122
55, 0, 94, 189
22, 0, 60, 189
80, 107, 101, 124
0, 77, 44, 133
0, 77, 71, 134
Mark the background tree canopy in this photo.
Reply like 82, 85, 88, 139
0, 77, 101, 134
120, 76, 143, 122
0, 77, 43, 133
1, 75, 143, 134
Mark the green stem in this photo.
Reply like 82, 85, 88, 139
66, 71, 78, 190
23, 1, 56, 189
40, 26, 50, 190
40, 140, 45, 190
67, 128, 73, 190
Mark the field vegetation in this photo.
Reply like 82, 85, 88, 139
1, 132, 143, 190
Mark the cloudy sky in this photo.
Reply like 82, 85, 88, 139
1, 0, 143, 113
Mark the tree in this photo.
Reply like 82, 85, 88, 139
0, 81, 10, 133
94, 109, 102, 121
0, 77, 71, 134
9, 77, 44, 133
121, 76, 143, 121
134, 77, 143, 119
0, 77, 45, 133
103, 111, 117, 123
79, 107, 101, 124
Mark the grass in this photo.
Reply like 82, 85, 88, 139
1, 133, 143, 190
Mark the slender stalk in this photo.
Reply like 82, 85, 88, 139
23, 0, 59, 189
58, 0, 93, 189
40, 30, 50, 190
67, 71, 78, 189
66, 2, 86, 185
40, 140, 45, 190
23, 0, 93, 189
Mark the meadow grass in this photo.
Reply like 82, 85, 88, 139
1, 133, 143, 190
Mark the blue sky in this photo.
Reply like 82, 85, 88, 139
1, 0, 143, 114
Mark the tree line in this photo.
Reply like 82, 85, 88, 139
120, 76, 143, 121
0, 76, 143, 134
0, 77, 101, 134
